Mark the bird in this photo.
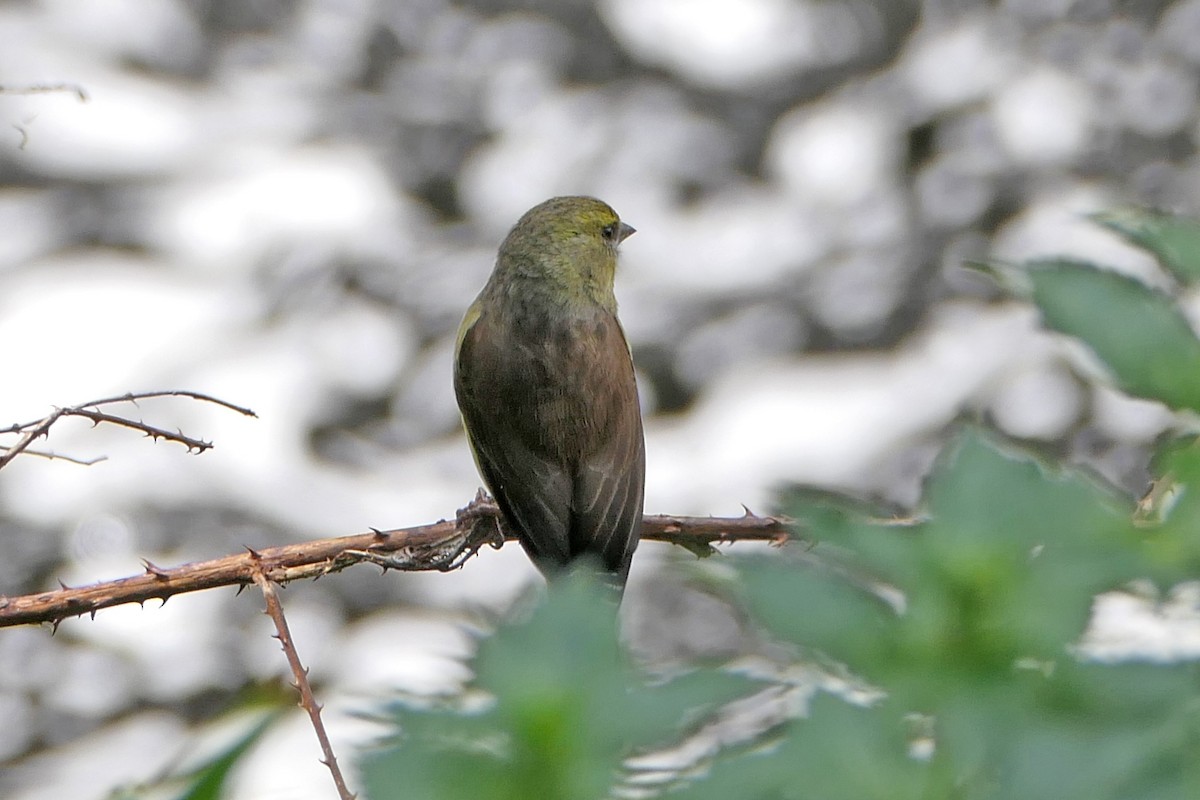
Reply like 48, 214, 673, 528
453, 196, 645, 590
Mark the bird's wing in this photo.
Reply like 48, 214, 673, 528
571, 409, 644, 578
454, 307, 573, 568
568, 316, 646, 579
468, 425, 573, 567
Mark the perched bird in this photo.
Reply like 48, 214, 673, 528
454, 196, 645, 588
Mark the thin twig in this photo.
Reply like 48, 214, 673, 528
0, 496, 797, 629
251, 562, 356, 800
0, 409, 67, 470
62, 408, 214, 452
0, 82, 89, 101
0, 446, 107, 466
75, 390, 258, 418
0, 390, 257, 470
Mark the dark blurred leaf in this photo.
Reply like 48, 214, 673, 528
996, 663, 1200, 800
361, 574, 760, 800
738, 557, 897, 672
921, 430, 1138, 662
172, 709, 281, 800
1092, 209, 1200, 284
1027, 260, 1200, 411
671, 694, 936, 800
778, 486, 924, 585
755, 432, 1138, 685
729, 429, 1192, 800
1146, 436, 1200, 576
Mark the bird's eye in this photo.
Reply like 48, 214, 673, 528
601, 223, 617, 241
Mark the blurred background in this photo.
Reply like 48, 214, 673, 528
1, 0, 1198, 797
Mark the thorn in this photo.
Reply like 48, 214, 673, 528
57, 578, 71, 591
142, 558, 171, 579
51, 619, 61, 635
371, 527, 387, 539
245, 545, 262, 559
89, 610, 97, 620
741, 503, 757, 518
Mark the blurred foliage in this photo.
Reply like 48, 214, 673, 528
361, 577, 758, 800
358, 210, 1200, 800
108, 700, 282, 800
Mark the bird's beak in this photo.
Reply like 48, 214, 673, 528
617, 222, 636, 244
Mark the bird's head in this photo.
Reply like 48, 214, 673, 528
494, 196, 635, 309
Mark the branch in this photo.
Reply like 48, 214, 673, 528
0, 391, 257, 470
0, 496, 796, 629
0, 82, 89, 101
251, 564, 356, 800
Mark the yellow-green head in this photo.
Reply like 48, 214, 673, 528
484, 196, 635, 313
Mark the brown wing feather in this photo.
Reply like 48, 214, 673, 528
455, 310, 573, 567
568, 317, 645, 579
454, 303, 645, 580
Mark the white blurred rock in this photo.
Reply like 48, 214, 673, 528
992, 67, 1094, 165
601, 0, 863, 90
645, 301, 1051, 514
767, 98, 901, 209
988, 361, 1084, 440
1091, 385, 1174, 442
5, 712, 187, 800
990, 187, 1165, 286
899, 15, 1019, 113
150, 146, 421, 274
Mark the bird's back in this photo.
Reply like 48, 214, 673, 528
455, 296, 645, 580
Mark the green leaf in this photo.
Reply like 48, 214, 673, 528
1027, 260, 1200, 411
1092, 209, 1200, 284
672, 694, 935, 800
747, 431, 1148, 729
361, 574, 761, 800
778, 486, 924, 586
173, 708, 282, 800
737, 557, 897, 672
1144, 436, 1200, 577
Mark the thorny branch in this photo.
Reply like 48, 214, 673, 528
0, 391, 258, 470
251, 564, 356, 800
0, 495, 796, 629
0, 391, 793, 799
